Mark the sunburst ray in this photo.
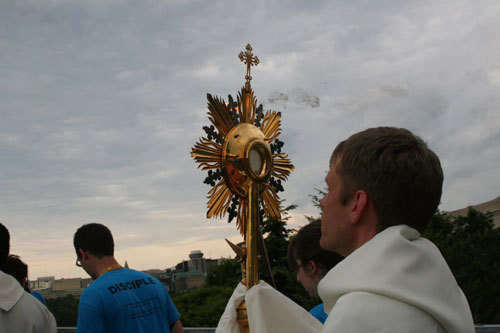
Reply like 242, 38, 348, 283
236, 198, 248, 236
191, 138, 223, 170
207, 93, 234, 137
207, 179, 234, 219
260, 186, 280, 220
260, 111, 281, 143
271, 153, 294, 180
237, 88, 257, 124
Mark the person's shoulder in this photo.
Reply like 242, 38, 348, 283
102, 268, 162, 289
18, 292, 56, 322
125, 268, 151, 276
20, 292, 45, 308
30, 291, 48, 306
123, 268, 144, 276
325, 291, 443, 332
80, 277, 105, 298
126, 269, 161, 282
108, 267, 141, 277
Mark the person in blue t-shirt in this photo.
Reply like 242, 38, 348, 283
287, 219, 343, 324
73, 223, 183, 333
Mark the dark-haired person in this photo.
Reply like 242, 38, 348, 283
318, 127, 474, 332
0, 223, 57, 332
288, 219, 343, 324
4, 254, 48, 306
74, 223, 183, 333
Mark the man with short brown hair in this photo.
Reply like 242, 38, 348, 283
318, 127, 474, 332
74, 223, 183, 333
328, 126, 443, 234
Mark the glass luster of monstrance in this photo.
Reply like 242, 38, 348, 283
191, 44, 294, 332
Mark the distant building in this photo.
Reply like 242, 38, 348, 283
81, 278, 93, 288
33, 250, 225, 297
40, 277, 91, 299
30, 276, 55, 291
448, 195, 500, 227
165, 250, 225, 293
53, 278, 83, 291
188, 250, 206, 274
156, 272, 172, 292
175, 260, 189, 272
173, 270, 206, 292
143, 269, 164, 276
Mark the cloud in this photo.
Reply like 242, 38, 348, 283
267, 91, 289, 105
1, 0, 500, 279
267, 88, 320, 109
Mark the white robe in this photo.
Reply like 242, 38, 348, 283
0, 271, 57, 333
216, 281, 322, 333
216, 225, 474, 333
318, 224, 475, 333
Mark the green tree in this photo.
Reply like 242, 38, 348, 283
425, 208, 500, 324
206, 258, 241, 288
46, 295, 79, 327
305, 188, 326, 222
261, 202, 297, 268
172, 285, 234, 327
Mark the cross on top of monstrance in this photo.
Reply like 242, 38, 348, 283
238, 43, 260, 90
191, 44, 294, 299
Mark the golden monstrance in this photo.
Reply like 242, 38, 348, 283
191, 44, 294, 332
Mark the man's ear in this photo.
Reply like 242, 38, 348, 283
350, 189, 368, 224
308, 261, 326, 281
79, 248, 89, 260
308, 261, 319, 276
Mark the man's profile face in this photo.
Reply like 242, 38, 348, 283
319, 160, 353, 256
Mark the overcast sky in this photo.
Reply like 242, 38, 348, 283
1, 0, 499, 279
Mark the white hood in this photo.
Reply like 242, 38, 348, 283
0, 271, 24, 311
318, 225, 474, 332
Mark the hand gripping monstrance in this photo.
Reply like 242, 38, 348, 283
191, 44, 294, 332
